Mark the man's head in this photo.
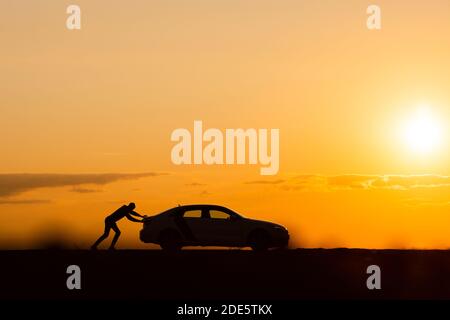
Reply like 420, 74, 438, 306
128, 202, 136, 210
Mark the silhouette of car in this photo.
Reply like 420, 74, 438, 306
140, 204, 289, 251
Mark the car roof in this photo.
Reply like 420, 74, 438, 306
173, 204, 230, 211
159, 204, 237, 215
156, 204, 242, 217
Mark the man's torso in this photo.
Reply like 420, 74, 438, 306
106, 205, 130, 222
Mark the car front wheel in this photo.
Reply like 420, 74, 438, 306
159, 230, 182, 251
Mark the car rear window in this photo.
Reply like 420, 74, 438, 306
183, 210, 202, 218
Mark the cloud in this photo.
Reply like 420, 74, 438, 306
327, 175, 378, 189
0, 199, 51, 205
70, 187, 102, 194
281, 175, 328, 191
330, 174, 450, 190
0, 173, 166, 198
256, 174, 450, 192
185, 182, 207, 187
244, 180, 285, 185
370, 175, 450, 190
401, 198, 450, 208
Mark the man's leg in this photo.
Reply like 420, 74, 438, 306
109, 223, 121, 250
91, 222, 111, 250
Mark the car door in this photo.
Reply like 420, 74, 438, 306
175, 208, 209, 244
204, 209, 244, 246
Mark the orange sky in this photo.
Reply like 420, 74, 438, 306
0, 0, 449, 249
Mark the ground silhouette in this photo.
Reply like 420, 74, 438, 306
1, 249, 450, 300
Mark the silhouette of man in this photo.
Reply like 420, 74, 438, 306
91, 202, 145, 250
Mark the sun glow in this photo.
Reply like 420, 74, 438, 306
402, 106, 443, 154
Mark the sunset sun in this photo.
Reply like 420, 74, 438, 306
402, 106, 443, 154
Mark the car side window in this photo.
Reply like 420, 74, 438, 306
209, 210, 231, 220
183, 210, 202, 218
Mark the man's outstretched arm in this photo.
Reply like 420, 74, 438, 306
130, 211, 145, 218
126, 213, 144, 223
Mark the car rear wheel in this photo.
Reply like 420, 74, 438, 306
248, 230, 270, 252
159, 230, 182, 251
